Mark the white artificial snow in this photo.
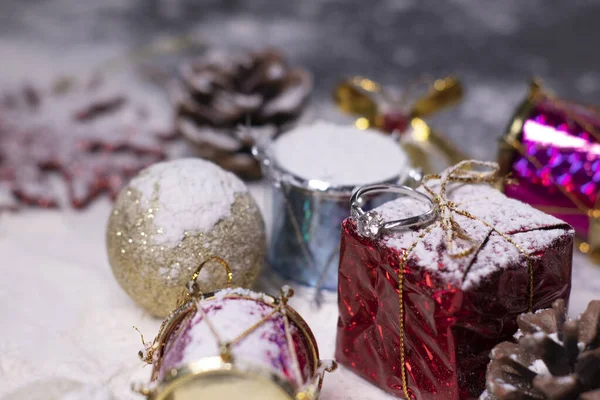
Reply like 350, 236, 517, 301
61, 385, 115, 400
0, 202, 159, 400
556, 376, 577, 385
499, 382, 516, 392
529, 359, 550, 375
266, 63, 285, 80
547, 332, 563, 345
513, 330, 524, 340
378, 177, 572, 290
177, 119, 241, 151
211, 287, 273, 303
128, 159, 247, 245
530, 330, 565, 345
0, 39, 176, 209
0, 41, 171, 137
1, 78, 172, 154
261, 80, 311, 116
273, 121, 410, 186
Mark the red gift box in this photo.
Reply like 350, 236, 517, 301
335, 163, 574, 399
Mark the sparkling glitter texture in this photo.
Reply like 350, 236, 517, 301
501, 92, 600, 249
335, 192, 574, 399
106, 177, 266, 318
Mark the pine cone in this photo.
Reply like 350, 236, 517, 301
175, 49, 312, 179
482, 299, 600, 400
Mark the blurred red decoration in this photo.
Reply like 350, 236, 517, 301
380, 111, 410, 134
0, 77, 175, 211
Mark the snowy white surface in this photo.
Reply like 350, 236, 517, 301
126, 158, 247, 245
0, 182, 598, 400
274, 121, 410, 186
379, 182, 572, 290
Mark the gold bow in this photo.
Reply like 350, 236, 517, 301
421, 160, 517, 258
335, 76, 463, 126
334, 76, 467, 166
396, 160, 535, 400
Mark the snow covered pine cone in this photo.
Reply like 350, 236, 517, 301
483, 299, 600, 400
175, 49, 313, 179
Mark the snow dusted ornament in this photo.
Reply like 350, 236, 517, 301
175, 48, 313, 179
0, 76, 175, 211
135, 257, 336, 400
106, 159, 266, 317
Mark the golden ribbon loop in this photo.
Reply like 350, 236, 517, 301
180, 256, 233, 305
335, 76, 381, 125
411, 76, 464, 120
396, 160, 535, 399
334, 75, 463, 131
422, 160, 508, 258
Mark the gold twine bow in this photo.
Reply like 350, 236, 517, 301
422, 160, 518, 258
500, 79, 600, 254
396, 160, 534, 400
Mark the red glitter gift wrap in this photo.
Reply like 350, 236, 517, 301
499, 80, 600, 252
335, 166, 574, 400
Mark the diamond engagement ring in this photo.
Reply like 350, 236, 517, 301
350, 184, 438, 239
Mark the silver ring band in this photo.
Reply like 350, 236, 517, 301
350, 184, 437, 239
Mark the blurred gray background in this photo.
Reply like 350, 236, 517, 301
2, 0, 600, 160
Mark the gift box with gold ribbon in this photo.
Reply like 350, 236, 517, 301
335, 161, 574, 399
499, 80, 600, 253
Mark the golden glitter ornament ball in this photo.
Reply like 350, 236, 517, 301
106, 158, 266, 317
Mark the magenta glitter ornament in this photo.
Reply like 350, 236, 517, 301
135, 258, 335, 400
499, 80, 600, 252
